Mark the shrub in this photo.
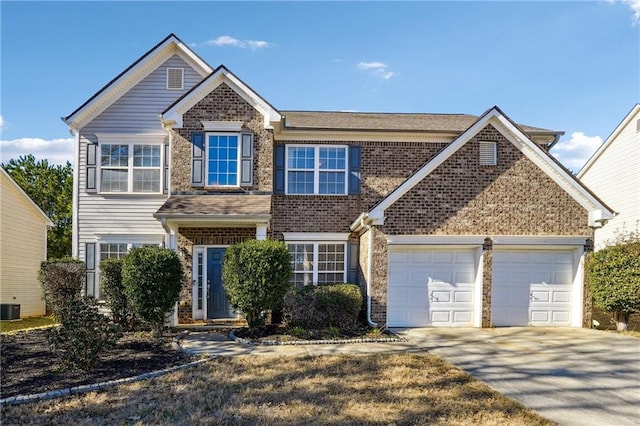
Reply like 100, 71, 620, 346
100, 258, 135, 330
222, 239, 292, 328
284, 283, 363, 331
588, 240, 640, 331
122, 247, 183, 337
48, 298, 122, 370
38, 257, 85, 320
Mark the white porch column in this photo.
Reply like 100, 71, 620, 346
256, 224, 268, 240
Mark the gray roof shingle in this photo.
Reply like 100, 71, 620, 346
155, 194, 271, 217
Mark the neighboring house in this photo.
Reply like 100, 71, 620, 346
0, 168, 54, 318
63, 34, 614, 328
578, 104, 640, 250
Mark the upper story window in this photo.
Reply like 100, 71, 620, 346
207, 134, 239, 186
99, 142, 162, 193
166, 68, 184, 90
286, 145, 347, 195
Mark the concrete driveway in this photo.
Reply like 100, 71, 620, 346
395, 327, 640, 426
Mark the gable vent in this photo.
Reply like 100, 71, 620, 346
479, 141, 497, 166
167, 68, 184, 90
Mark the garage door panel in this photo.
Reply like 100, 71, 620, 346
492, 249, 574, 327
388, 248, 475, 327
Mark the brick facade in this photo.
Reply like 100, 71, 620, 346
366, 124, 592, 325
171, 83, 274, 193
176, 227, 256, 323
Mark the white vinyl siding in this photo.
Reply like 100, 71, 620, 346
83, 55, 202, 134
0, 172, 48, 317
579, 108, 640, 249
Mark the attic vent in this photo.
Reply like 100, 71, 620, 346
167, 68, 184, 90
479, 141, 497, 166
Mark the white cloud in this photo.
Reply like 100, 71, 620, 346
550, 131, 603, 172
203, 35, 273, 50
357, 61, 395, 80
0, 115, 5, 131
0, 137, 74, 166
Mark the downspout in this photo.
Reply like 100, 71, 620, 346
362, 217, 378, 328
71, 128, 80, 258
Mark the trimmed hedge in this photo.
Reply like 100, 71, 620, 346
284, 283, 363, 330
222, 239, 292, 328
100, 258, 136, 330
39, 257, 85, 320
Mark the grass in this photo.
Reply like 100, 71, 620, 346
1, 354, 553, 425
0, 316, 56, 333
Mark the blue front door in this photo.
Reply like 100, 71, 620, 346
206, 248, 235, 319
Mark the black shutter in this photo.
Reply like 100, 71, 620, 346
348, 145, 361, 195
191, 133, 204, 187
346, 241, 359, 284
240, 133, 253, 187
274, 145, 285, 194
86, 143, 97, 192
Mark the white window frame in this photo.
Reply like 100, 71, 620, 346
285, 145, 348, 195
205, 132, 242, 188
285, 235, 348, 286
96, 134, 165, 194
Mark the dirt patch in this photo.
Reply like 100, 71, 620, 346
0, 328, 196, 399
592, 306, 640, 331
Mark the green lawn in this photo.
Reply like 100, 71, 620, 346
0, 316, 56, 333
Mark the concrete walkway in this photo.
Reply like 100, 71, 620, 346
179, 327, 640, 426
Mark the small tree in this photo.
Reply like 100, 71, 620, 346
48, 298, 122, 370
222, 239, 292, 328
122, 247, 183, 337
588, 240, 640, 331
39, 258, 85, 320
100, 258, 135, 330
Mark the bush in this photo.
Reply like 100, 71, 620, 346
100, 258, 136, 330
122, 247, 183, 337
222, 239, 292, 328
39, 257, 85, 320
48, 298, 122, 370
284, 283, 363, 331
588, 240, 640, 331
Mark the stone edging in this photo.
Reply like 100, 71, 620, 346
229, 329, 407, 346
0, 356, 215, 407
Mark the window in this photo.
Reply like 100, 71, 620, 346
207, 134, 239, 186
166, 68, 184, 90
479, 141, 497, 166
288, 242, 346, 288
99, 242, 159, 261
286, 145, 347, 194
100, 143, 162, 193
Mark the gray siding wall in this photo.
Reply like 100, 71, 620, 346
84, 54, 203, 134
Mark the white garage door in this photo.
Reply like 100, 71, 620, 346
492, 250, 574, 326
388, 248, 476, 327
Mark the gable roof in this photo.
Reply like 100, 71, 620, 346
63, 33, 212, 131
1, 168, 54, 227
162, 65, 281, 129
577, 103, 640, 178
281, 110, 558, 136
355, 106, 614, 229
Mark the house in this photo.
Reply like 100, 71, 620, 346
0, 168, 54, 318
577, 104, 639, 250
63, 34, 614, 328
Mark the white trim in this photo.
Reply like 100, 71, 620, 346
367, 107, 614, 227
202, 121, 244, 132
64, 35, 212, 130
283, 232, 350, 241
94, 234, 164, 244
578, 104, 640, 178
284, 144, 349, 195
386, 235, 486, 245
72, 130, 80, 257
256, 224, 268, 240
162, 67, 281, 129
491, 236, 588, 246
95, 133, 167, 143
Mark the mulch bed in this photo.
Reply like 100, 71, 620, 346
0, 328, 195, 399
234, 324, 396, 344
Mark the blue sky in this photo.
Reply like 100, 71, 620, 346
1, 0, 638, 172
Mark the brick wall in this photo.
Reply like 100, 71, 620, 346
176, 227, 256, 323
171, 83, 274, 192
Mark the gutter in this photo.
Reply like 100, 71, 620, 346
354, 215, 378, 328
